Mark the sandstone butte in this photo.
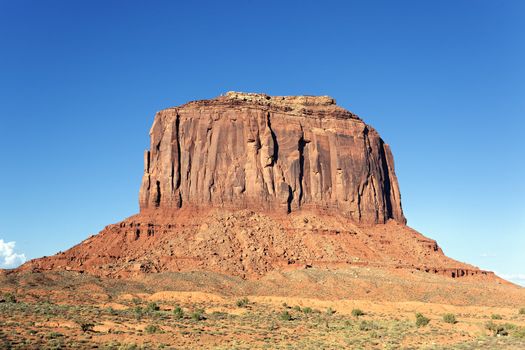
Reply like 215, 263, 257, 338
18, 92, 502, 282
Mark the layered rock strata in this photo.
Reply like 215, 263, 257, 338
17, 92, 496, 283
139, 92, 405, 225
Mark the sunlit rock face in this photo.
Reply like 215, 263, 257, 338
139, 92, 405, 225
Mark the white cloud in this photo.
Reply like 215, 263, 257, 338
499, 273, 525, 287
0, 239, 26, 268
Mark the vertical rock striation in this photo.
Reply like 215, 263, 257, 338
139, 92, 405, 225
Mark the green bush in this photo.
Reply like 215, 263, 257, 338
443, 313, 457, 324
326, 307, 336, 316
491, 314, 503, 320
279, 310, 292, 321
519, 308, 525, 315
146, 302, 160, 313
359, 320, 379, 331
351, 308, 365, 317
415, 313, 430, 327
236, 297, 249, 308
173, 306, 184, 319
514, 326, 525, 339
145, 324, 160, 334
293, 305, 302, 312
134, 306, 143, 320
302, 307, 313, 314
3, 292, 17, 303
191, 309, 205, 321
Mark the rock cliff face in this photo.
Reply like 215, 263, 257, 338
139, 92, 405, 225
18, 92, 495, 282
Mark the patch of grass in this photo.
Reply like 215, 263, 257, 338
326, 307, 335, 316
145, 324, 161, 334
236, 297, 249, 308
279, 310, 292, 321
519, 308, 525, 315
359, 320, 379, 331
302, 307, 313, 314
210, 311, 229, 320
415, 313, 430, 327
134, 306, 143, 320
443, 313, 457, 324
46, 332, 63, 339
3, 293, 17, 303
351, 308, 365, 317
514, 326, 525, 339
491, 314, 503, 320
173, 306, 184, 319
191, 308, 205, 321
145, 302, 160, 313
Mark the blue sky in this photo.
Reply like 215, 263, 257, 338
0, 1, 523, 285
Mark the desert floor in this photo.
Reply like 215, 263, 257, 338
1, 270, 525, 349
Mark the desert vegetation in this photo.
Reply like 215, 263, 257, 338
1, 290, 525, 350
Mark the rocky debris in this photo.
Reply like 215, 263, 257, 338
139, 92, 405, 225
20, 208, 495, 281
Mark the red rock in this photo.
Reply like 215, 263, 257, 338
139, 92, 405, 225
18, 92, 496, 282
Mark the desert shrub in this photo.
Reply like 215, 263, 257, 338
132, 297, 141, 305
3, 292, 17, 303
146, 302, 160, 313
118, 344, 140, 350
352, 308, 365, 317
279, 310, 292, 321
293, 305, 302, 312
210, 311, 228, 320
191, 308, 205, 321
443, 313, 457, 324
485, 321, 508, 336
359, 320, 379, 331
236, 297, 249, 308
145, 324, 160, 334
491, 314, 503, 320
514, 326, 525, 339
46, 332, 63, 339
415, 313, 430, 327
134, 306, 143, 320
302, 307, 312, 314
519, 308, 525, 315
79, 322, 94, 332
173, 306, 184, 319
326, 307, 336, 316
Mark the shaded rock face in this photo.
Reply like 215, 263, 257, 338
139, 92, 405, 225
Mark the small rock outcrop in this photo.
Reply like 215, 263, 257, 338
139, 92, 405, 225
